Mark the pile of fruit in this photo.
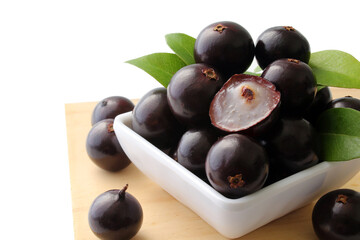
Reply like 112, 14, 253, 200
129, 21, 360, 198
85, 21, 360, 240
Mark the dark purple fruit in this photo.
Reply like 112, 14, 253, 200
132, 88, 183, 149
263, 161, 292, 186
86, 119, 131, 171
326, 96, 360, 111
91, 96, 134, 125
205, 134, 269, 198
265, 118, 319, 173
167, 63, 224, 126
174, 127, 219, 178
259, 137, 292, 186
304, 86, 332, 124
194, 21, 254, 78
89, 185, 143, 240
209, 74, 281, 137
312, 189, 360, 240
261, 58, 317, 116
255, 26, 310, 69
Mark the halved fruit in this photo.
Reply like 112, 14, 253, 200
209, 74, 281, 136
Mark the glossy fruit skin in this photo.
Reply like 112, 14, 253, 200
261, 58, 317, 117
89, 186, 143, 240
167, 63, 224, 126
312, 189, 360, 240
205, 134, 269, 198
91, 96, 134, 125
209, 74, 281, 137
194, 21, 254, 78
86, 119, 131, 171
132, 88, 184, 149
255, 26, 310, 69
326, 96, 360, 111
264, 118, 319, 173
174, 127, 219, 178
304, 86, 332, 124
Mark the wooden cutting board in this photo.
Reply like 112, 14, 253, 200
65, 87, 360, 240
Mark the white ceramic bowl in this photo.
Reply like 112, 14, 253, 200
113, 112, 360, 239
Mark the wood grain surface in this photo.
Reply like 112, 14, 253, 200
65, 87, 360, 240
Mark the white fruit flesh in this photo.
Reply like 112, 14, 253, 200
211, 80, 278, 132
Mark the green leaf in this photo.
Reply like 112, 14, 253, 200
317, 133, 360, 161
253, 65, 263, 73
316, 108, 360, 137
316, 85, 327, 91
165, 33, 196, 65
244, 71, 261, 76
309, 50, 360, 89
126, 53, 186, 87
316, 107, 360, 161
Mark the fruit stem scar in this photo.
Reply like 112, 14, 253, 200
202, 68, 218, 81
288, 58, 300, 64
213, 24, 227, 33
284, 26, 295, 31
107, 123, 114, 133
119, 184, 129, 199
227, 174, 245, 188
241, 86, 255, 102
336, 194, 348, 204
101, 100, 108, 107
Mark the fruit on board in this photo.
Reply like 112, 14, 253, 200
89, 185, 143, 240
86, 119, 131, 171
312, 189, 360, 240
91, 96, 134, 125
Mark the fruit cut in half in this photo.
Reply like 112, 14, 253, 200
209, 74, 281, 134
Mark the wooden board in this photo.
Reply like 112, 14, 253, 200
65, 87, 360, 240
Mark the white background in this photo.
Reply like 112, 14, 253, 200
0, 0, 359, 239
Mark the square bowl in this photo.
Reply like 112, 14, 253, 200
113, 112, 360, 239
